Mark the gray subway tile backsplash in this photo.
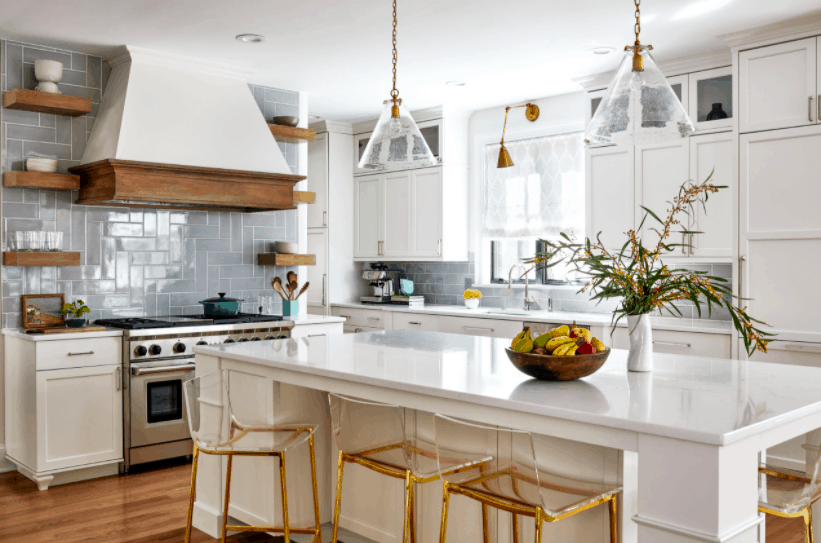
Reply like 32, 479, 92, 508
0, 40, 302, 327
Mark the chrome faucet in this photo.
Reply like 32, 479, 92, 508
508, 264, 538, 311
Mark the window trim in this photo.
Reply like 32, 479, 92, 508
489, 240, 550, 285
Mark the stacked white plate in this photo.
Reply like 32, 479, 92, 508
274, 241, 299, 254
26, 158, 58, 173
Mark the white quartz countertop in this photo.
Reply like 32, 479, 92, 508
2, 327, 124, 341
285, 315, 345, 325
331, 302, 734, 335
194, 329, 818, 446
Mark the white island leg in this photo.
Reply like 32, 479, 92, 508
634, 435, 762, 543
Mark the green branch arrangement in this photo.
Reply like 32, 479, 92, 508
528, 174, 773, 356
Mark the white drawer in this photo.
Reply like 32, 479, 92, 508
343, 325, 383, 334
290, 323, 344, 338
611, 328, 731, 358
331, 307, 390, 329
749, 341, 821, 367
439, 316, 523, 339
392, 313, 440, 332
36, 337, 121, 371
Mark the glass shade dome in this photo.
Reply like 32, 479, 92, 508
358, 100, 436, 171
584, 46, 696, 146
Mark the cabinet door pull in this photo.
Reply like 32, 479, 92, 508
131, 364, 196, 376
408, 321, 422, 325
68, 351, 94, 356
323, 211, 327, 226
339, 314, 351, 319
810, 96, 815, 122
784, 343, 821, 354
308, 333, 326, 338
738, 255, 746, 298
367, 317, 380, 321
438, 239, 442, 256
689, 234, 694, 256
115, 367, 121, 391
653, 341, 691, 348
463, 326, 494, 332
322, 274, 327, 307
818, 95, 820, 122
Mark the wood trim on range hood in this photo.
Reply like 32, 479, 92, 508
69, 159, 306, 213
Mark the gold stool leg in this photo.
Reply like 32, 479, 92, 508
810, 505, 815, 543
184, 445, 200, 543
403, 470, 413, 543
481, 503, 490, 543
308, 436, 322, 543
409, 478, 416, 543
512, 513, 519, 543
439, 482, 452, 543
534, 508, 543, 543
332, 451, 345, 543
279, 452, 291, 543
609, 495, 619, 543
221, 453, 233, 543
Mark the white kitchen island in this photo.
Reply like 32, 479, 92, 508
191, 330, 821, 543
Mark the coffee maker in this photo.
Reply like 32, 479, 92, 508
360, 263, 398, 304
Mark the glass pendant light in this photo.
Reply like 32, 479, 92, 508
358, 0, 436, 172
584, 0, 695, 146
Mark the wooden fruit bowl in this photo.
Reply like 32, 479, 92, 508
504, 347, 611, 381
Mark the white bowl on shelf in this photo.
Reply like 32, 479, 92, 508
26, 158, 58, 173
274, 241, 299, 254
34, 59, 63, 94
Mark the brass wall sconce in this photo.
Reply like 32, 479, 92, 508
497, 103, 540, 168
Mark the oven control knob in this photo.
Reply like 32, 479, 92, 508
196, 341, 207, 346
238, 337, 249, 342
224, 338, 235, 344
251, 337, 262, 341
135, 345, 147, 356
149, 345, 162, 355
265, 335, 275, 340
173, 343, 187, 353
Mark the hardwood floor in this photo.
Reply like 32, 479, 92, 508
0, 459, 808, 543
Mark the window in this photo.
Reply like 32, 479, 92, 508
483, 132, 585, 284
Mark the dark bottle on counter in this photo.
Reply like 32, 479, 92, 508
706, 103, 728, 121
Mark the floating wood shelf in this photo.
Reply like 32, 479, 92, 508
3, 88, 92, 117
293, 191, 316, 204
4, 252, 81, 267
268, 124, 316, 143
4, 171, 81, 191
257, 253, 316, 266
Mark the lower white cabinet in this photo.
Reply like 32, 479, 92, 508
391, 313, 440, 332
610, 328, 731, 359
289, 322, 344, 338
439, 316, 523, 339
4, 333, 123, 490
332, 306, 392, 330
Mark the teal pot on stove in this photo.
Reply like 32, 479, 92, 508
198, 293, 244, 317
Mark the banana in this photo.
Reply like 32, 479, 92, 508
549, 325, 569, 338
564, 342, 581, 356
591, 337, 607, 352
512, 337, 534, 353
553, 343, 574, 356
546, 336, 575, 353
571, 328, 592, 342
511, 326, 532, 349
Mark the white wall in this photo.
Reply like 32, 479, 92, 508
468, 91, 586, 284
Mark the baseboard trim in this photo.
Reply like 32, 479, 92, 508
766, 454, 807, 472
192, 501, 224, 539
0, 448, 16, 473
633, 514, 764, 543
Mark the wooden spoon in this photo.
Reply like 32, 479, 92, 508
271, 278, 288, 301
289, 280, 299, 300
295, 282, 310, 300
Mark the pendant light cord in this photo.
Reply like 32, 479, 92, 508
634, 0, 641, 46
391, 0, 399, 101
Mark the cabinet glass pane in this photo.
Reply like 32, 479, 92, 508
419, 125, 440, 158
591, 96, 603, 118
358, 138, 369, 162
670, 83, 682, 102
696, 75, 732, 122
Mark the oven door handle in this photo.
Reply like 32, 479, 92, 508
131, 364, 196, 376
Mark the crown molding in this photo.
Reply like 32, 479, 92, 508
106, 45, 255, 79
719, 11, 821, 48
309, 120, 353, 135
572, 48, 731, 91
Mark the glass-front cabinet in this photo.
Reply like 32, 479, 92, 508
689, 66, 733, 132
354, 118, 443, 175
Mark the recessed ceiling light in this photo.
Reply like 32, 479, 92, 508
236, 34, 265, 43
446, 81, 466, 87
589, 46, 617, 55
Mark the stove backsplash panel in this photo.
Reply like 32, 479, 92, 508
1, 40, 301, 328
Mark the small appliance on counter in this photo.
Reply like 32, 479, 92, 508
360, 263, 399, 304
391, 278, 424, 307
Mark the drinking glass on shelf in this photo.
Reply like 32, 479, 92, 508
25, 231, 45, 252
45, 232, 63, 252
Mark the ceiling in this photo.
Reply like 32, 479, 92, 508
2, 0, 819, 122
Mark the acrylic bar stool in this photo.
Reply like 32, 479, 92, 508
758, 435, 821, 543
182, 370, 322, 543
329, 393, 491, 543
434, 414, 621, 543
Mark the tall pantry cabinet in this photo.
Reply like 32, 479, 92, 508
306, 121, 363, 315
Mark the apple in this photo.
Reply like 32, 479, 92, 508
576, 342, 597, 355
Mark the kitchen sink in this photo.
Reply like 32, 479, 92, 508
486, 310, 537, 316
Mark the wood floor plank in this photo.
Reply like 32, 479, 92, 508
0, 460, 805, 543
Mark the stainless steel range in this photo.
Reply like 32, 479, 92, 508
96, 315, 293, 473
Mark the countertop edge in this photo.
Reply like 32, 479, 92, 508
2, 328, 124, 341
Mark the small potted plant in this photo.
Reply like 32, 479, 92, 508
463, 288, 482, 309
60, 300, 90, 328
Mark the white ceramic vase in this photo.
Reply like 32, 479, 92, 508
34, 59, 63, 94
626, 314, 653, 372
465, 298, 480, 309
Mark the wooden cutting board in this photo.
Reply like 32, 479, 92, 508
26, 326, 109, 334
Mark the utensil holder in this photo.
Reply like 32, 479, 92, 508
283, 300, 299, 316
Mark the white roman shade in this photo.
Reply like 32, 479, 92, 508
483, 132, 585, 240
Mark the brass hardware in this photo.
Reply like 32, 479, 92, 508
389, 0, 402, 118
631, 0, 644, 72
409, 321, 422, 325
463, 326, 494, 332
307, 333, 326, 337
496, 103, 540, 168
811, 96, 815, 122
367, 317, 380, 321
68, 351, 94, 356
323, 211, 327, 226
653, 341, 691, 347
738, 255, 746, 298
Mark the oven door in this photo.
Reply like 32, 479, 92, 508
129, 358, 195, 448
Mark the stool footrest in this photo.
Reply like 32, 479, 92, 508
225, 525, 318, 534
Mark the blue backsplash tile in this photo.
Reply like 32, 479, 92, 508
1, 39, 302, 326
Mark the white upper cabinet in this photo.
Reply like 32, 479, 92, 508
411, 168, 443, 258
381, 171, 413, 256
307, 133, 328, 228
739, 37, 818, 133
635, 139, 690, 251
307, 229, 328, 310
666, 74, 690, 117
354, 174, 382, 258
688, 66, 733, 133
688, 132, 733, 258
585, 145, 634, 251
